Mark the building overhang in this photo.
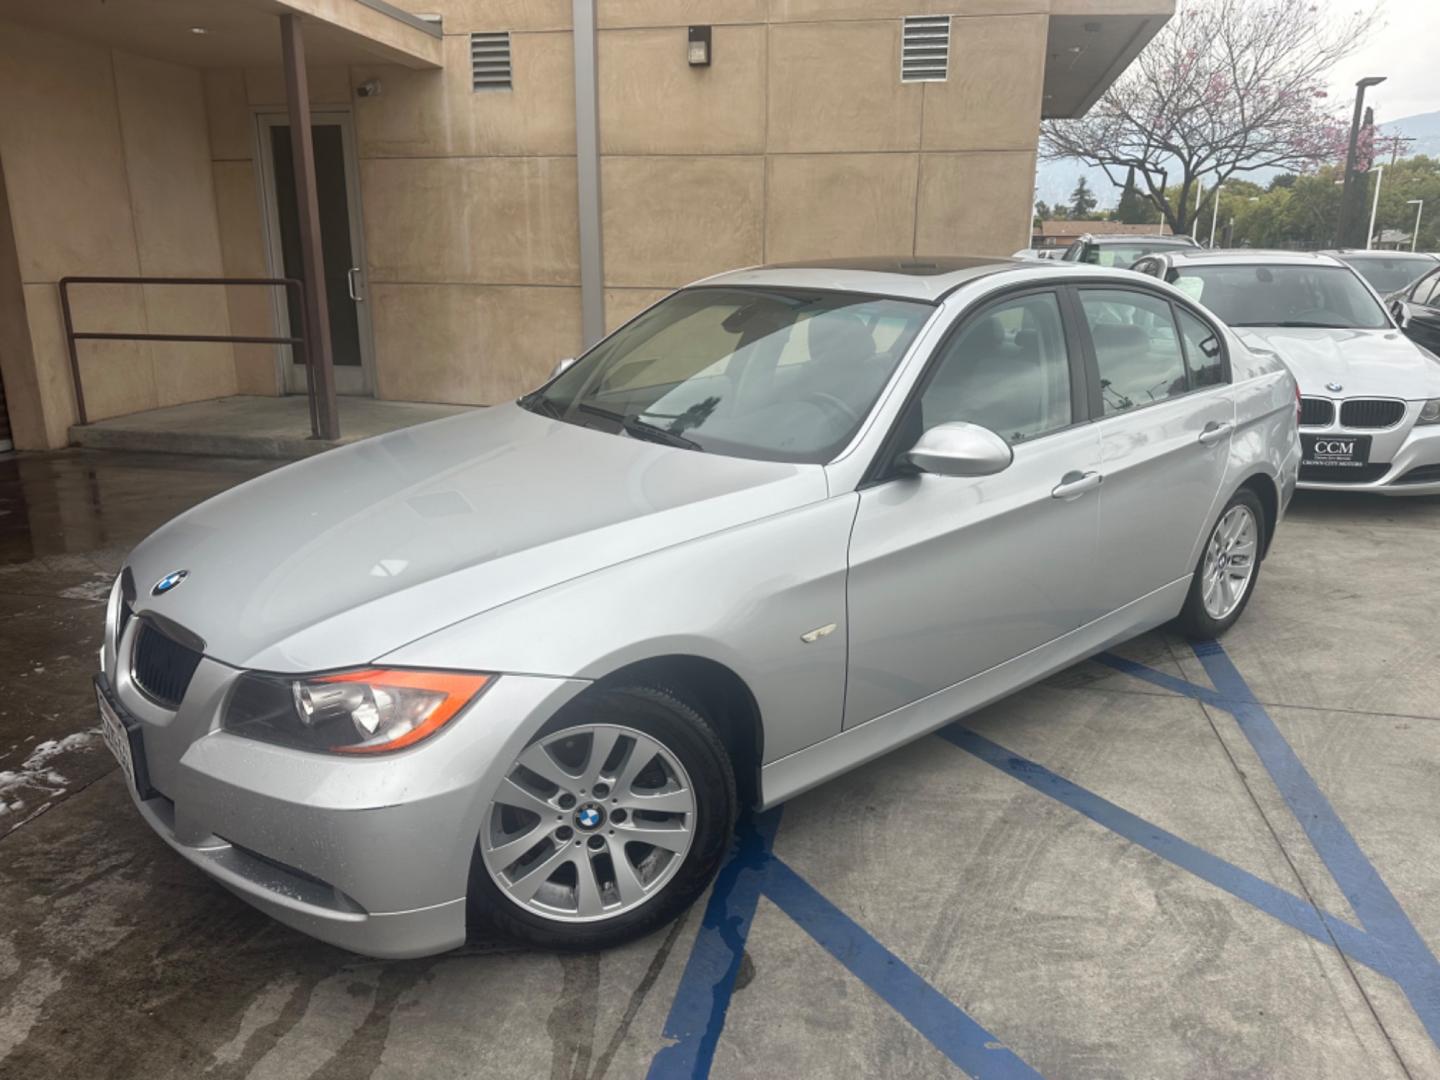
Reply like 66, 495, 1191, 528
1042, 0, 1175, 120
0, 0, 442, 70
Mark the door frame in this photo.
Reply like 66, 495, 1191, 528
254, 110, 376, 396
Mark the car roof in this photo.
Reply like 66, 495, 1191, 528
1083, 234, 1195, 245
1321, 249, 1438, 261
1152, 249, 1349, 269
695, 256, 1141, 303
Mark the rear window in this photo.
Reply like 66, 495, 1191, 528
1167, 264, 1389, 330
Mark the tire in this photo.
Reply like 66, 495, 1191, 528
468, 684, 737, 950
1176, 487, 1266, 640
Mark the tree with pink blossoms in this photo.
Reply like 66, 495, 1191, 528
1041, 0, 1377, 236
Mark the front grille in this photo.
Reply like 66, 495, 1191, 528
1396, 464, 1440, 485
1298, 398, 1334, 427
1339, 399, 1405, 429
1299, 463, 1392, 485
132, 620, 203, 708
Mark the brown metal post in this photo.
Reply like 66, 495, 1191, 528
280, 14, 339, 440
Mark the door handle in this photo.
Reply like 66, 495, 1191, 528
346, 266, 364, 302
1051, 470, 1103, 500
1198, 420, 1234, 446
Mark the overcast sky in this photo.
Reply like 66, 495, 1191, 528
1325, 0, 1440, 121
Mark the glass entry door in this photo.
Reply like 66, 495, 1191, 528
257, 112, 374, 395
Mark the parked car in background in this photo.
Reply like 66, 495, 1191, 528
1133, 250, 1440, 493
1390, 264, 1440, 356
1324, 250, 1439, 297
1061, 233, 1201, 268
97, 256, 1298, 958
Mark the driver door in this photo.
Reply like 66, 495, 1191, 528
843, 289, 1102, 728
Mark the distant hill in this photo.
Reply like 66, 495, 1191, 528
1036, 109, 1440, 211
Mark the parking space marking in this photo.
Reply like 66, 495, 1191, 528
648, 811, 1044, 1079
651, 639, 1440, 1078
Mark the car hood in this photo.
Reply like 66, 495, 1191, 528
1233, 326, 1440, 398
125, 404, 828, 672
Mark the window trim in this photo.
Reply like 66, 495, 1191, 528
1068, 282, 1232, 423
861, 284, 1093, 486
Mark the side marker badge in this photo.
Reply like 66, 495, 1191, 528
800, 623, 837, 644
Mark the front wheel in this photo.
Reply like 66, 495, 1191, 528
469, 684, 736, 950
1176, 488, 1265, 639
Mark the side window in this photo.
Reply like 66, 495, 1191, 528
916, 292, 1073, 444
1079, 289, 1189, 415
1176, 308, 1226, 387
1413, 270, 1440, 308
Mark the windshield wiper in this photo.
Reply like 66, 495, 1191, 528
575, 403, 703, 451
520, 392, 563, 419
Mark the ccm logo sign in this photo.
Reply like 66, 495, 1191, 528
1312, 440, 1357, 455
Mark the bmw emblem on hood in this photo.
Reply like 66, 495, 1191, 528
152, 569, 189, 596
1326, 382, 1343, 393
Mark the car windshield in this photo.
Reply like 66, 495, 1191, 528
1166, 264, 1390, 330
1337, 254, 1437, 295
1079, 241, 1188, 268
520, 287, 934, 464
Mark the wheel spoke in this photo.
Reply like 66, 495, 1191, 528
621, 787, 694, 814
575, 854, 605, 917
608, 837, 647, 906
517, 743, 579, 793
485, 821, 551, 868
494, 777, 559, 818
581, 728, 622, 788
509, 844, 572, 902
613, 821, 690, 853
612, 734, 663, 797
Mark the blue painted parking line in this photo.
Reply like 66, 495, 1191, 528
652, 638, 1440, 1075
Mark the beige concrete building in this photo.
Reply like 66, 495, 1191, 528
0, 0, 1171, 450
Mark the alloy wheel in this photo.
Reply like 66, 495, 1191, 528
480, 723, 697, 922
1201, 504, 1258, 621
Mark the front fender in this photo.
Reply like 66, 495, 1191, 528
380, 494, 860, 763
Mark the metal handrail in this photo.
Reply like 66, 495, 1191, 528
58, 275, 324, 438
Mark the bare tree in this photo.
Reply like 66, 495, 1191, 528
1041, 0, 1377, 236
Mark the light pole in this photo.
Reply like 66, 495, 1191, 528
1209, 184, 1223, 248
1407, 199, 1425, 252
1336, 75, 1386, 248
1365, 164, 1384, 249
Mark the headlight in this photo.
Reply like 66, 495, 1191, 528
1418, 399, 1440, 425
223, 668, 492, 754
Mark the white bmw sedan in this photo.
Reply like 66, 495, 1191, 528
1133, 250, 1440, 494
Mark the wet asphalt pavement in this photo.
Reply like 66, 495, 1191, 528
2, 448, 1440, 1080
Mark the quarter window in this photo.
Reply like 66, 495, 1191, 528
917, 292, 1073, 444
1176, 308, 1225, 387
1079, 289, 1188, 415
1412, 269, 1440, 308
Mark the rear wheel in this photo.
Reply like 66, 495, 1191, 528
469, 684, 736, 950
1176, 488, 1265, 639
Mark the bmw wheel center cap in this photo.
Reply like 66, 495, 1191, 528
575, 804, 605, 830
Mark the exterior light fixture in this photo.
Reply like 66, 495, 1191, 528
688, 25, 711, 67
189, 26, 208, 35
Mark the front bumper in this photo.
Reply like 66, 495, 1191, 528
1298, 409, 1440, 495
100, 649, 586, 959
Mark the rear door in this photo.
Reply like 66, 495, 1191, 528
843, 288, 1102, 728
1073, 286, 1235, 612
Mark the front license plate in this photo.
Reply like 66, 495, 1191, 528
1302, 433, 1372, 469
97, 685, 138, 795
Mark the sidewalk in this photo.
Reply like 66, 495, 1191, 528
69, 395, 474, 460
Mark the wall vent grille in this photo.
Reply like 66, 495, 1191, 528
471, 32, 512, 91
901, 15, 950, 83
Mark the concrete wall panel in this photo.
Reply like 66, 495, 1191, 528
601, 156, 764, 288
921, 15, 1047, 151
598, 27, 766, 155
598, 1, 766, 28
915, 150, 1037, 256
371, 283, 582, 404
765, 153, 920, 262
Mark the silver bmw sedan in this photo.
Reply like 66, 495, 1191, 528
97, 257, 1299, 957
1132, 250, 1440, 494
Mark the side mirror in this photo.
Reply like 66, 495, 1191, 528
551, 356, 578, 379
1390, 300, 1408, 328
905, 422, 1013, 478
